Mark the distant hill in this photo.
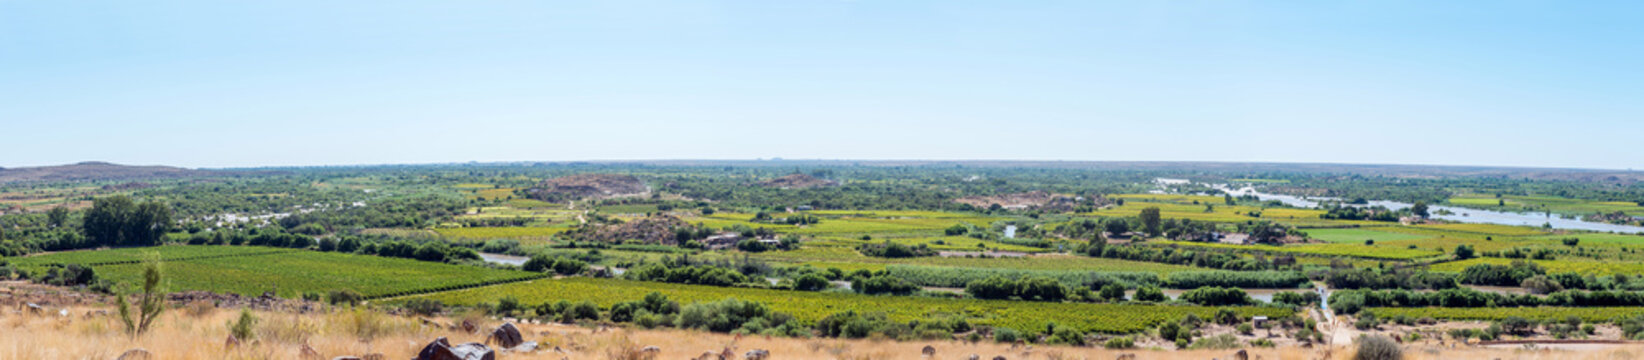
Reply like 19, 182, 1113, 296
0, 162, 221, 183
526, 173, 649, 202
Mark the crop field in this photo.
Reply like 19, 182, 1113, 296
1150, 240, 1443, 260
404, 277, 1291, 334
13, 245, 300, 267
752, 247, 1206, 274
1369, 306, 1644, 322
1081, 199, 1370, 228
1409, 223, 1548, 237
813, 235, 1053, 253
1427, 257, 1644, 276
1303, 228, 1430, 244
88, 248, 542, 298
686, 211, 999, 237
432, 226, 570, 241
1448, 193, 1644, 216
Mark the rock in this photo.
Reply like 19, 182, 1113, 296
116, 348, 153, 360
461, 319, 478, 334
922, 345, 936, 357
992, 356, 1008, 360
744, 349, 770, 360
332, 357, 362, 360
640, 345, 661, 353
504, 341, 538, 353
25, 303, 44, 314
415, 337, 497, 360
1233, 349, 1249, 360
487, 323, 524, 349
1116, 354, 1136, 360
966, 354, 980, 360
362, 354, 385, 360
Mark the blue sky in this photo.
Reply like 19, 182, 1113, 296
2, 1, 1641, 169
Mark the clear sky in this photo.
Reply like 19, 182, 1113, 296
3, 1, 1641, 170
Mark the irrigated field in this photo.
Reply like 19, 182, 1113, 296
404, 277, 1292, 334
46, 247, 544, 298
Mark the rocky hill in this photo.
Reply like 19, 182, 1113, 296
954, 191, 1093, 211
0, 162, 220, 183
757, 173, 838, 189
562, 215, 690, 245
527, 174, 648, 202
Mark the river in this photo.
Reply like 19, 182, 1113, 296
1214, 185, 1644, 233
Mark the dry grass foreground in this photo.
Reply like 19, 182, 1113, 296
6, 304, 1644, 360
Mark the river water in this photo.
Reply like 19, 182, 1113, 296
1214, 185, 1644, 233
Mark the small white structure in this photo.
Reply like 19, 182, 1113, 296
1004, 225, 1017, 239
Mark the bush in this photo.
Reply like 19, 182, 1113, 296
1237, 323, 1254, 335
404, 298, 444, 316
327, 289, 364, 306
1102, 336, 1133, 349
994, 327, 1022, 343
1049, 327, 1085, 346
227, 308, 258, 340
1353, 335, 1403, 360
1133, 286, 1167, 302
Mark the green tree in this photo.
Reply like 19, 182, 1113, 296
83, 196, 172, 247
1454, 244, 1475, 260
1411, 201, 1430, 218
47, 206, 70, 228
1139, 207, 1162, 237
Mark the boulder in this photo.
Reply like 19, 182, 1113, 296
745, 349, 770, 360
487, 323, 524, 349
1233, 349, 1249, 360
415, 337, 497, 360
116, 348, 153, 360
461, 319, 478, 333
921, 345, 936, 357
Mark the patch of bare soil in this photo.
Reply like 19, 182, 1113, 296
954, 191, 1096, 211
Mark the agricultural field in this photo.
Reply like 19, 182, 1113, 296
12, 245, 299, 267
1303, 228, 1430, 244
1082, 197, 1373, 228
1448, 192, 1644, 217
1369, 306, 1644, 322
1150, 240, 1444, 260
432, 226, 570, 242
403, 277, 1292, 334
752, 247, 1207, 274
1426, 257, 1644, 276
84, 247, 543, 298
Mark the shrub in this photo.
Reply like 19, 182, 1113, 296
1353, 335, 1402, 360
1102, 336, 1133, 349
403, 298, 444, 316
327, 289, 364, 306
1236, 323, 1254, 335
227, 308, 258, 340
1133, 286, 1167, 302
994, 327, 1022, 343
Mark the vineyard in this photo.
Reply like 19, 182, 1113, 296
1368, 306, 1644, 322
1150, 240, 1443, 260
402, 277, 1292, 334
82, 248, 542, 298
12, 245, 299, 267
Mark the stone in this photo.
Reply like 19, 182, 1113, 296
744, 349, 770, 360
116, 348, 153, 360
487, 323, 524, 349
922, 345, 936, 357
414, 337, 497, 360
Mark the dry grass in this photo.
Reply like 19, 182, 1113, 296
2, 304, 1643, 359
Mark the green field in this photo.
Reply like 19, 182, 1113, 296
404, 277, 1293, 334
62, 247, 544, 298
1152, 240, 1443, 260
1427, 257, 1644, 276
1304, 228, 1430, 244
753, 247, 1207, 274
14, 245, 299, 266
1370, 306, 1644, 322
432, 226, 570, 241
